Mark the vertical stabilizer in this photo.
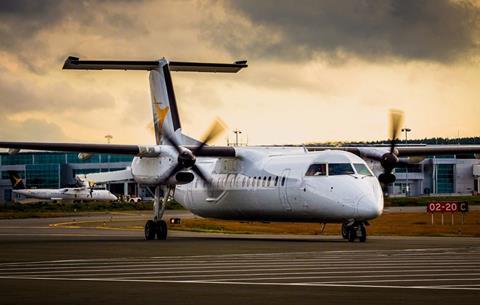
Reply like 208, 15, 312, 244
8, 171, 25, 190
149, 60, 182, 145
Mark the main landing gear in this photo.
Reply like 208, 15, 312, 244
145, 185, 173, 240
341, 221, 367, 242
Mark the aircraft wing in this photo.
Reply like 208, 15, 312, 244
0, 141, 236, 157
308, 145, 480, 161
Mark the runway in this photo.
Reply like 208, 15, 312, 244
0, 213, 479, 304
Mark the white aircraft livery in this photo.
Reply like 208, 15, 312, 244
8, 171, 117, 202
2, 56, 480, 242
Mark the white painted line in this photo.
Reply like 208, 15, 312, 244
199, 273, 480, 283
6, 265, 479, 278
1, 247, 476, 266
0, 275, 478, 291
2, 260, 479, 275
115, 268, 480, 280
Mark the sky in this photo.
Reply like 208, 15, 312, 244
0, 0, 480, 146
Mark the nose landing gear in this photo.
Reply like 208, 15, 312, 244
145, 185, 173, 240
341, 221, 367, 242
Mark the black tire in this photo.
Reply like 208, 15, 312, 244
347, 227, 356, 242
156, 220, 168, 240
341, 223, 348, 239
144, 220, 156, 240
359, 225, 367, 242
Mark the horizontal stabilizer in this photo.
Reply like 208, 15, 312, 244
63, 56, 247, 73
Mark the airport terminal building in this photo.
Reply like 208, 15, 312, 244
1, 149, 480, 204
0, 152, 138, 204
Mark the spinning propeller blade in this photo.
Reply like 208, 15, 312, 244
163, 118, 226, 190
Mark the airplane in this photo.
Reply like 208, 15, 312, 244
8, 171, 118, 202
2, 56, 480, 242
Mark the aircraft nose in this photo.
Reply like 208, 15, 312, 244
356, 192, 383, 220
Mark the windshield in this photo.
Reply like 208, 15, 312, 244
305, 164, 327, 176
328, 163, 355, 175
353, 163, 373, 176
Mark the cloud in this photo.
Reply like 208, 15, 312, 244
0, 113, 70, 141
218, 0, 480, 63
0, 0, 146, 72
0, 72, 114, 113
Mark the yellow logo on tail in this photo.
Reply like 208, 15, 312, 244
155, 104, 169, 131
12, 176, 23, 188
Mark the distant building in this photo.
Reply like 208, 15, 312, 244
0, 152, 147, 204
367, 154, 480, 196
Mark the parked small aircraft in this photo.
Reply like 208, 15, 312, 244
8, 171, 117, 202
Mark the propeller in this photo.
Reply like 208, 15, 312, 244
163, 118, 226, 191
378, 109, 404, 185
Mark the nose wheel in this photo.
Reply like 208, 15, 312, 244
342, 222, 367, 242
145, 220, 168, 240
145, 185, 173, 241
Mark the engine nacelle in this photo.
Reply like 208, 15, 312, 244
167, 172, 194, 185
131, 156, 172, 185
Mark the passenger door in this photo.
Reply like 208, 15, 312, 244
279, 169, 293, 211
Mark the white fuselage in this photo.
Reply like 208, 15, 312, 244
175, 148, 383, 223
13, 188, 117, 201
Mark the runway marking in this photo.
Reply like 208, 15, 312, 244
1, 247, 479, 291
2, 256, 478, 270
0, 275, 479, 291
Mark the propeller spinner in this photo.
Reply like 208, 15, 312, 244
163, 118, 226, 189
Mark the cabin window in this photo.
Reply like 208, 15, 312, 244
328, 163, 355, 176
242, 177, 246, 187
267, 176, 272, 187
262, 176, 266, 187
353, 163, 373, 176
305, 164, 327, 176
257, 177, 262, 188
281, 176, 286, 186
274, 176, 279, 186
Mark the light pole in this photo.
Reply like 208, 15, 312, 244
105, 135, 113, 191
105, 135, 113, 144
233, 129, 242, 146
401, 128, 411, 195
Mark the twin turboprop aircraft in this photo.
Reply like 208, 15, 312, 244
2, 56, 480, 242
8, 171, 117, 202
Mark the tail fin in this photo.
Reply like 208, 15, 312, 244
63, 56, 247, 145
8, 171, 25, 190
149, 60, 182, 145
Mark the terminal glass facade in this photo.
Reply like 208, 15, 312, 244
26, 164, 60, 189
436, 164, 454, 193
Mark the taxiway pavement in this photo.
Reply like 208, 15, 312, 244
0, 212, 479, 305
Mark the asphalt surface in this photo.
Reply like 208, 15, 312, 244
0, 212, 479, 305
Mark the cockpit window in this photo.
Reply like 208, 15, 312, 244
328, 163, 355, 175
305, 164, 327, 176
353, 163, 373, 176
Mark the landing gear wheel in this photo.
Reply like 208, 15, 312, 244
144, 220, 156, 240
358, 224, 367, 242
156, 220, 168, 240
341, 223, 348, 239
347, 227, 356, 242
